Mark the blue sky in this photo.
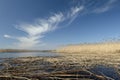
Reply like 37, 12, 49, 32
0, 0, 120, 49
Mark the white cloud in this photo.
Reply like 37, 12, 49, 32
4, 0, 117, 49
3, 5, 84, 49
70, 6, 84, 17
93, 0, 117, 13
67, 6, 84, 25
4, 34, 11, 38
14, 13, 64, 49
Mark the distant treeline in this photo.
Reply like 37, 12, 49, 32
0, 49, 52, 53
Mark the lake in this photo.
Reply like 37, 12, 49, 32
0, 52, 59, 58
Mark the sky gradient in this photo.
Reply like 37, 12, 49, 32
0, 0, 120, 50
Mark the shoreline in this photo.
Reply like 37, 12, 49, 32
1, 42, 120, 79
0, 49, 52, 53
0, 55, 120, 79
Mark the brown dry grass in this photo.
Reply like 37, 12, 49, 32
55, 42, 120, 67
56, 42, 120, 53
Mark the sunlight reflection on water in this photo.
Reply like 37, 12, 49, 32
0, 52, 59, 58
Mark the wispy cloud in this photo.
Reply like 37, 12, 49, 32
93, 0, 117, 13
69, 6, 84, 17
67, 6, 84, 25
14, 13, 64, 49
73, 0, 117, 13
4, 6, 83, 49
4, 0, 118, 49
4, 34, 12, 38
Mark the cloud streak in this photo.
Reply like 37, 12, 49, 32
67, 6, 84, 25
4, 0, 118, 49
4, 34, 12, 38
93, 0, 117, 13
15, 13, 64, 49
4, 6, 83, 49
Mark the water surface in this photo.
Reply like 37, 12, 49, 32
90, 65, 120, 80
0, 52, 59, 58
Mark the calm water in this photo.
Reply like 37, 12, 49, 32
90, 65, 120, 80
0, 52, 59, 58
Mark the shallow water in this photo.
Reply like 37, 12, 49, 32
90, 65, 120, 80
0, 52, 59, 58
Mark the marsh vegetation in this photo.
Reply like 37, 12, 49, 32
1, 42, 120, 80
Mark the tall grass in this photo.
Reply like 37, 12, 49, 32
56, 42, 120, 53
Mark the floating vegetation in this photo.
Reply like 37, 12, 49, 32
0, 56, 120, 80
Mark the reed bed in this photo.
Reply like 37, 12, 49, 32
0, 56, 116, 80
56, 42, 120, 53
1, 42, 120, 79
